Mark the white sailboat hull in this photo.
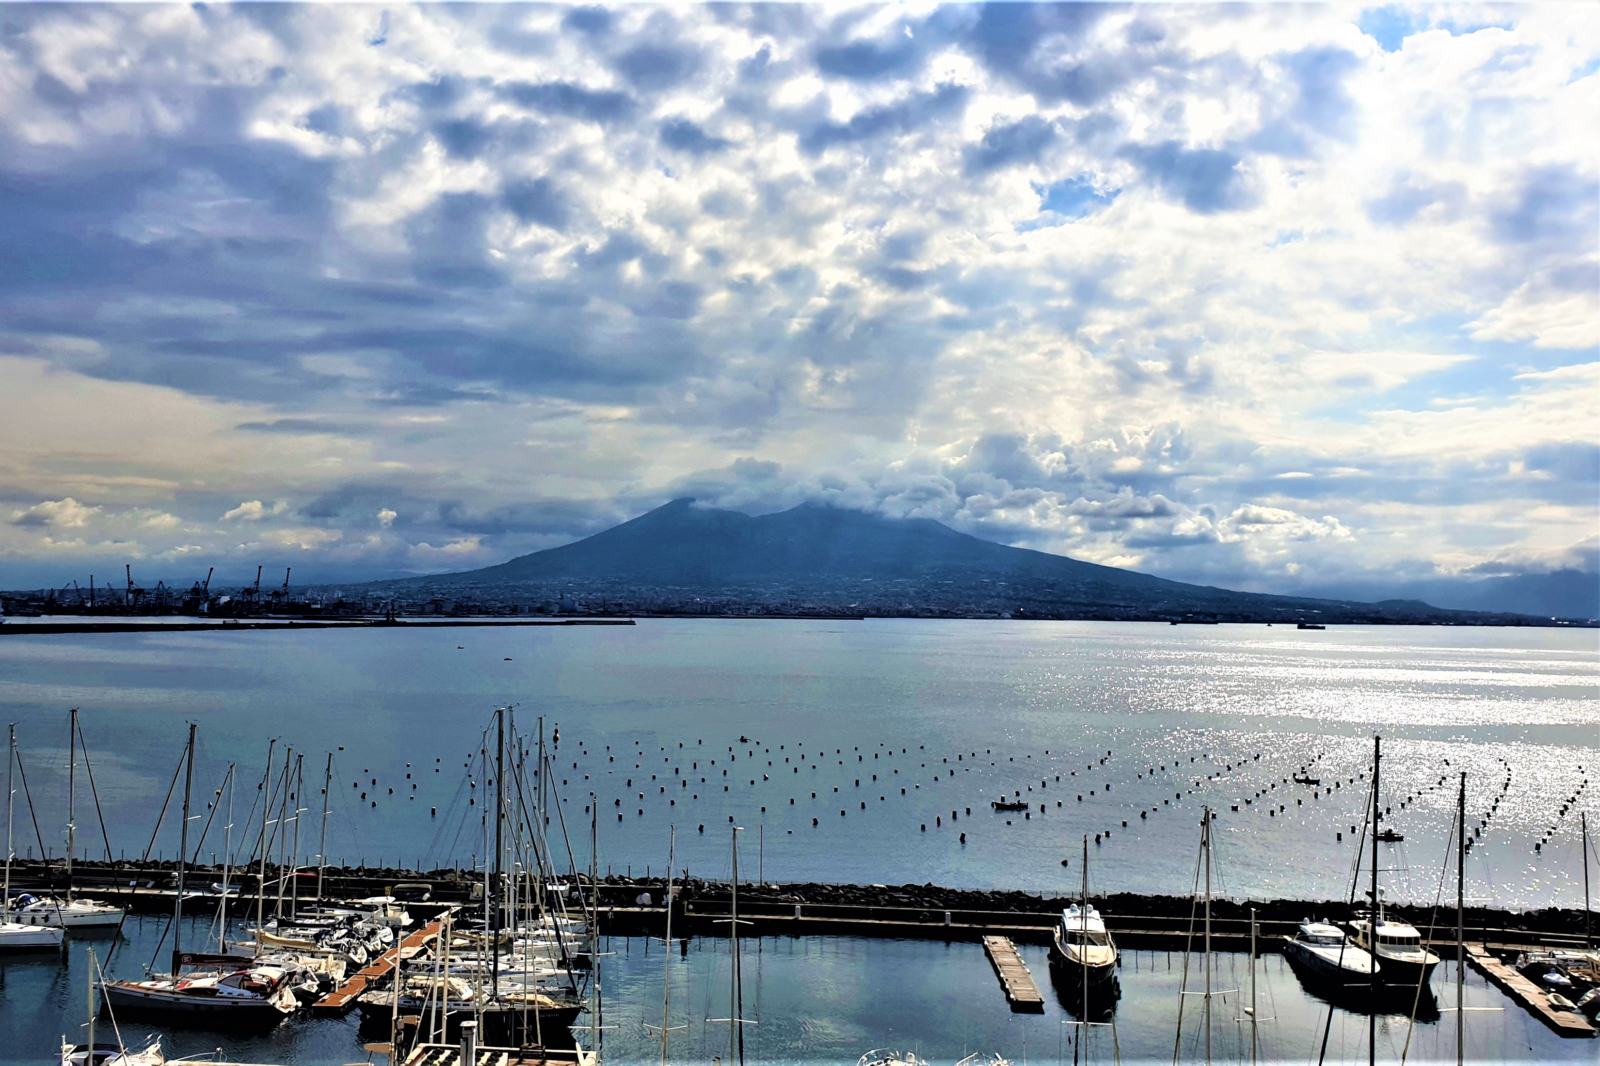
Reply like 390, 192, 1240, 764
0, 919, 66, 948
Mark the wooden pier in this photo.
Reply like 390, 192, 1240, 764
982, 935, 1044, 1012
1465, 944, 1596, 1038
312, 916, 448, 1015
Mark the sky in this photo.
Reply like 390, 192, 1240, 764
0, 2, 1596, 593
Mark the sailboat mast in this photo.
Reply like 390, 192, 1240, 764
256, 737, 276, 939
273, 746, 293, 920
730, 824, 744, 1066
1583, 811, 1591, 949
172, 721, 196, 976
86, 944, 96, 1052
4, 725, 14, 921
1250, 907, 1259, 1066
1456, 771, 1465, 1066
660, 824, 677, 1066
1081, 833, 1089, 1060
1370, 735, 1381, 1066
316, 751, 332, 905
1203, 806, 1212, 1066
66, 707, 77, 903
492, 706, 505, 1002
220, 763, 234, 953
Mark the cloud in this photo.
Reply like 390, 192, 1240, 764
962, 116, 1058, 176
222, 500, 286, 522
11, 497, 100, 528
377, 508, 398, 528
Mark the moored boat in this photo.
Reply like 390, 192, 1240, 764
1347, 914, 1439, 987
102, 965, 300, 1028
1282, 919, 1379, 986
1049, 903, 1118, 985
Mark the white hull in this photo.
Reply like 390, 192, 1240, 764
8, 900, 125, 929
0, 919, 66, 949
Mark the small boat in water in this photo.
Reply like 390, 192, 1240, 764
990, 798, 1029, 812
1282, 919, 1379, 986
1296, 622, 1326, 630
858, 1051, 928, 1066
7, 892, 124, 930
3, 726, 66, 950
1347, 914, 1439, 986
58, 1043, 165, 1066
1050, 903, 1118, 985
102, 964, 300, 1027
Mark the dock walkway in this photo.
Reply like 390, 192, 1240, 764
312, 916, 447, 1015
1465, 943, 1595, 1038
982, 935, 1044, 1012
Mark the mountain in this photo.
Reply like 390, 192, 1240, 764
383, 498, 1567, 624
1303, 570, 1600, 622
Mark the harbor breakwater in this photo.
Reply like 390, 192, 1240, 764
17, 858, 1592, 950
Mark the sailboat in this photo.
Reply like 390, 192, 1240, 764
102, 724, 298, 1028
9, 710, 123, 930
1049, 834, 1119, 988
2, 724, 66, 950
1346, 737, 1440, 987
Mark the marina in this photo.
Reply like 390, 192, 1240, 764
0, 619, 1594, 1062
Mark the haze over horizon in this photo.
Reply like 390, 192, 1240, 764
2, 3, 1597, 599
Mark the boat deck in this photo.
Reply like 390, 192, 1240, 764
982, 935, 1044, 1012
311, 916, 448, 1015
1465, 943, 1595, 1038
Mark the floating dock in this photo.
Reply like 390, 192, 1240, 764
1465, 943, 1595, 1038
982, 935, 1045, 1012
312, 916, 448, 1015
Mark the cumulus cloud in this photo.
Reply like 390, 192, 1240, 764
221, 500, 286, 522
10, 497, 101, 529
377, 508, 398, 528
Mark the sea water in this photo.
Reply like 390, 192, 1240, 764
0, 620, 1594, 907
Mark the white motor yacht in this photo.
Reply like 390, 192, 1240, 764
1283, 919, 1379, 985
1048, 903, 1118, 985
1347, 914, 1439, 986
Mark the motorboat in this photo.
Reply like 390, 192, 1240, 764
1347, 914, 1439, 986
102, 964, 299, 1027
6, 892, 124, 929
991, 798, 1029, 812
1049, 903, 1118, 985
1282, 919, 1379, 985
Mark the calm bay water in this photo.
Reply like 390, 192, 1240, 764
0, 620, 1593, 908
2, 919, 1593, 1064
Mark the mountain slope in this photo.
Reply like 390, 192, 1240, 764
390, 499, 1551, 624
